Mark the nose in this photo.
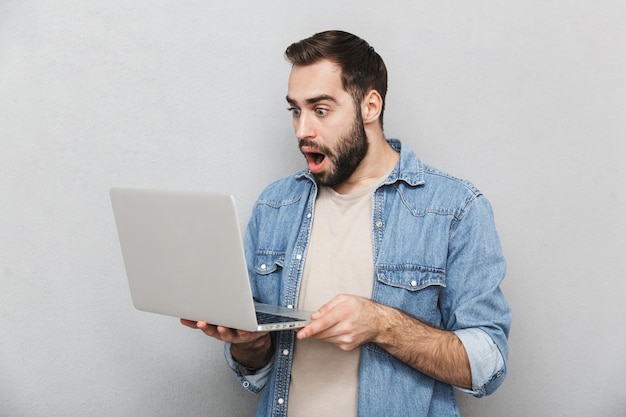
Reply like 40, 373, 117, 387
295, 113, 315, 141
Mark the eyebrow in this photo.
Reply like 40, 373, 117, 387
286, 94, 337, 106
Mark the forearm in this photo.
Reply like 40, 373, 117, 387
230, 333, 274, 371
373, 304, 471, 389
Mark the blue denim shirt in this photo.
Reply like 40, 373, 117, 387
225, 139, 511, 417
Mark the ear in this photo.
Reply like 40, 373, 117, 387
360, 89, 383, 125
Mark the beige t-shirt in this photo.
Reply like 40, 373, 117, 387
287, 183, 379, 417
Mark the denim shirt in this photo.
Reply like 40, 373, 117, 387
225, 139, 511, 417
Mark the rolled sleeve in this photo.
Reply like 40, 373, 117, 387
454, 328, 506, 397
224, 342, 274, 394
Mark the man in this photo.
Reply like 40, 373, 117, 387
182, 30, 511, 416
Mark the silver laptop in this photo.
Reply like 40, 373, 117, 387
110, 187, 312, 332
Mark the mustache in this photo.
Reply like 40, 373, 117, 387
298, 139, 332, 156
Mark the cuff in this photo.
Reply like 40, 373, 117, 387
224, 342, 274, 394
454, 328, 506, 397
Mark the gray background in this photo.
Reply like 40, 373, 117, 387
2, 1, 625, 416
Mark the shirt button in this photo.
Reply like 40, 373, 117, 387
287, 305, 293, 309
306, 213, 312, 218
376, 221, 383, 228
278, 398, 284, 405
296, 254, 302, 260
260, 264, 267, 270
411, 280, 418, 287
283, 349, 290, 356
242, 381, 250, 388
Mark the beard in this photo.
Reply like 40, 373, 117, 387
301, 111, 369, 188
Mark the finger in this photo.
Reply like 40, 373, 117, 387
299, 296, 354, 338
235, 328, 269, 341
196, 322, 233, 341
180, 318, 198, 328
215, 325, 236, 339
215, 326, 263, 344
310, 296, 342, 319
297, 313, 338, 340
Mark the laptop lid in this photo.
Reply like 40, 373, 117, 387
109, 187, 311, 332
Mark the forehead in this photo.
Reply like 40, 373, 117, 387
287, 60, 349, 103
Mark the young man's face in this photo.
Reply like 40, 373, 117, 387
286, 59, 368, 188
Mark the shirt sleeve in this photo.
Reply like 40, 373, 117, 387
223, 342, 274, 394
453, 328, 506, 397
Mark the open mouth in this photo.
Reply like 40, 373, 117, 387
303, 151, 326, 172
310, 152, 325, 165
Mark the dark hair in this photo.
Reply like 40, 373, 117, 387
285, 30, 388, 128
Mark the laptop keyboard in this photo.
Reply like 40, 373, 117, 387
255, 311, 301, 324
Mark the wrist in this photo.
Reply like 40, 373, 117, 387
371, 302, 402, 347
230, 334, 273, 371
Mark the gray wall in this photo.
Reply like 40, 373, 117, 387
2, 1, 625, 416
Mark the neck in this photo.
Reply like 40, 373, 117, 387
332, 133, 399, 195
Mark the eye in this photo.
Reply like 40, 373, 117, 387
315, 108, 328, 116
287, 107, 301, 117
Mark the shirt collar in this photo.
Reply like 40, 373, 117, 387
383, 138, 425, 187
294, 138, 425, 187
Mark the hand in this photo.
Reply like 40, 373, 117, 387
295, 296, 472, 388
180, 319, 267, 345
296, 294, 386, 351
180, 319, 273, 370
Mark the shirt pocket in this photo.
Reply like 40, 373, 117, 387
374, 265, 445, 325
253, 253, 285, 305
